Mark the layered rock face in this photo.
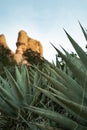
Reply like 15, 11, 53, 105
0, 31, 43, 65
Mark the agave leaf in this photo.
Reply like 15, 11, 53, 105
36, 86, 82, 116
0, 105, 17, 117
60, 46, 85, 74
36, 86, 87, 126
0, 75, 25, 103
15, 66, 29, 102
15, 66, 23, 91
26, 123, 38, 130
30, 78, 42, 106
35, 123, 60, 130
33, 71, 40, 86
48, 85, 68, 99
55, 94, 87, 120
79, 21, 87, 41
15, 65, 29, 98
4, 67, 24, 103
25, 67, 33, 104
0, 94, 18, 111
50, 43, 86, 86
0, 76, 17, 100
25, 106, 87, 130
56, 48, 87, 101
44, 63, 64, 82
35, 66, 86, 103
36, 86, 63, 107
16, 65, 41, 106
36, 86, 77, 111
48, 85, 83, 105
33, 67, 74, 99
0, 96, 18, 117
0, 85, 16, 102
44, 59, 80, 91
32, 71, 41, 95
44, 62, 84, 98
20, 65, 29, 94
64, 29, 87, 69
44, 59, 87, 103
26, 67, 42, 106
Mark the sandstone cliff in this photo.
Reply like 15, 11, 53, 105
0, 34, 15, 66
0, 31, 43, 66
14, 30, 43, 64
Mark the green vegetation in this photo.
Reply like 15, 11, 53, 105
0, 23, 87, 130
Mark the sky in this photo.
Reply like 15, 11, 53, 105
0, 0, 87, 62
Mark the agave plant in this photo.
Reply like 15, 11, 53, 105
24, 23, 87, 130
0, 23, 87, 130
0, 64, 49, 130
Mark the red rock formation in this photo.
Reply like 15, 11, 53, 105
0, 34, 15, 66
0, 34, 14, 54
0, 31, 43, 65
0, 34, 10, 49
14, 30, 43, 64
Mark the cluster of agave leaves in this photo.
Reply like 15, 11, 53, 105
0, 23, 87, 130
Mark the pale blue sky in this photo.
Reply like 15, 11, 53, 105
0, 0, 87, 61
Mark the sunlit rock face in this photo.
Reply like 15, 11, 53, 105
14, 30, 43, 64
0, 31, 43, 65
0, 34, 14, 54
0, 34, 14, 55
0, 34, 15, 65
0, 34, 10, 49
0, 35, 7, 47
